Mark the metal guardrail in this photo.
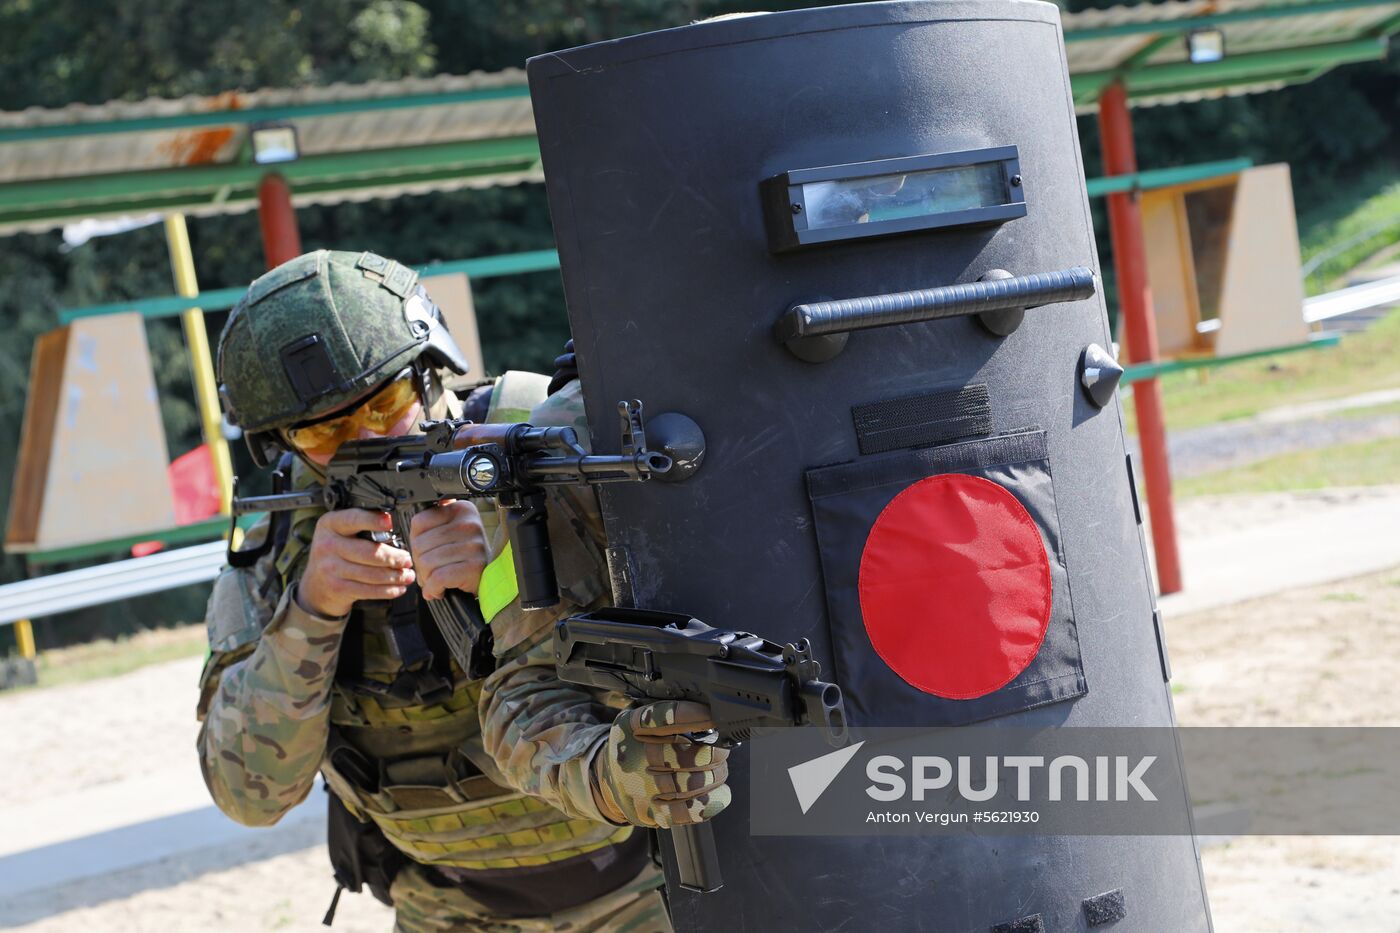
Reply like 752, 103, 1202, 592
0, 541, 225, 625
1303, 273, 1400, 323
1301, 216, 1400, 283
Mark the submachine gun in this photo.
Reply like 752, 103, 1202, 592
556, 607, 849, 893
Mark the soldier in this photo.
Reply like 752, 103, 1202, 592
197, 249, 730, 932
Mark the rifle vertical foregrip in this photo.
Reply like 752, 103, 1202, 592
671, 822, 723, 893
507, 491, 560, 609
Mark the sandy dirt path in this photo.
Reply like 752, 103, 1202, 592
2, 537, 1398, 930
1167, 567, 1400, 932
0, 656, 393, 932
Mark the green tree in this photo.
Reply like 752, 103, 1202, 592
0, 0, 436, 107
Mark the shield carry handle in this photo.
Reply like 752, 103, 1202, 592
774, 266, 1098, 362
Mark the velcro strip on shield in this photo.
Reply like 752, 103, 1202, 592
852, 384, 991, 455
478, 543, 519, 624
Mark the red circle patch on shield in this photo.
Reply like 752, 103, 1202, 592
857, 473, 1052, 700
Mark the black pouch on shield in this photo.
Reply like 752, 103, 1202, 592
805, 429, 1086, 727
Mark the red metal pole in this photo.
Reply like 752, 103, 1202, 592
1098, 81, 1183, 595
257, 173, 303, 269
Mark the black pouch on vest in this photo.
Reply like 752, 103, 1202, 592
428, 829, 651, 918
806, 429, 1086, 727
324, 787, 405, 918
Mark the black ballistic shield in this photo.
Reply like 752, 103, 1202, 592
528, 2, 1212, 930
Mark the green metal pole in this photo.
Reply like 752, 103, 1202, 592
59, 249, 563, 323
1084, 159, 1253, 198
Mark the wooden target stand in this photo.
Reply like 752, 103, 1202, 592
1130, 163, 1311, 361
5, 312, 179, 558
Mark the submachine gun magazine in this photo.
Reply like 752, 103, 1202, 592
555, 607, 850, 894
231, 401, 673, 678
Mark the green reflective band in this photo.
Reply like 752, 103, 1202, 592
479, 542, 519, 624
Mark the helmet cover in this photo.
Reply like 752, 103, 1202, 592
216, 250, 468, 436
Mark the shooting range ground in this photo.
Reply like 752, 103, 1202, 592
6, 544, 1400, 932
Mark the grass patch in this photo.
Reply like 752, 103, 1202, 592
18, 624, 206, 690
1124, 309, 1400, 433
1298, 169, 1400, 295
1175, 434, 1400, 498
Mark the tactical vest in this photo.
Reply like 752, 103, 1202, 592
278, 372, 640, 892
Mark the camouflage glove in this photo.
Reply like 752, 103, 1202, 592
591, 700, 731, 829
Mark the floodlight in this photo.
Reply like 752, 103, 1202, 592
250, 123, 300, 165
1186, 28, 1225, 64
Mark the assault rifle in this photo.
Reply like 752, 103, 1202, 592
232, 401, 674, 678
556, 607, 849, 893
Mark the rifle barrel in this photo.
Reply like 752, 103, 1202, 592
524, 452, 671, 480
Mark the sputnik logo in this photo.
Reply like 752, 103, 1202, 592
788, 741, 865, 814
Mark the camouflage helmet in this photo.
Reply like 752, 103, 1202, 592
217, 250, 470, 465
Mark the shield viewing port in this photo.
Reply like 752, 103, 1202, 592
762, 146, 1026, 253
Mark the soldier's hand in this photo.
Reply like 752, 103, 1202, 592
297, 509, 416, 618
408, 500, 488, 600
591, 700, 731, 829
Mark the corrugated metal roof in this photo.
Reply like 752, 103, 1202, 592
0, 71, 533, 182
1064, 0, 1400, 111
0, 71, 539, 235
0, 1, 1395, 235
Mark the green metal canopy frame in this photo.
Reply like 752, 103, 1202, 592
0, 136, 541, 231
0, 0, 1394, 237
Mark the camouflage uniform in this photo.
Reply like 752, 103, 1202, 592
198, 375, 671, 932
204, 250, 733, 924
198, 251, 680, 931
